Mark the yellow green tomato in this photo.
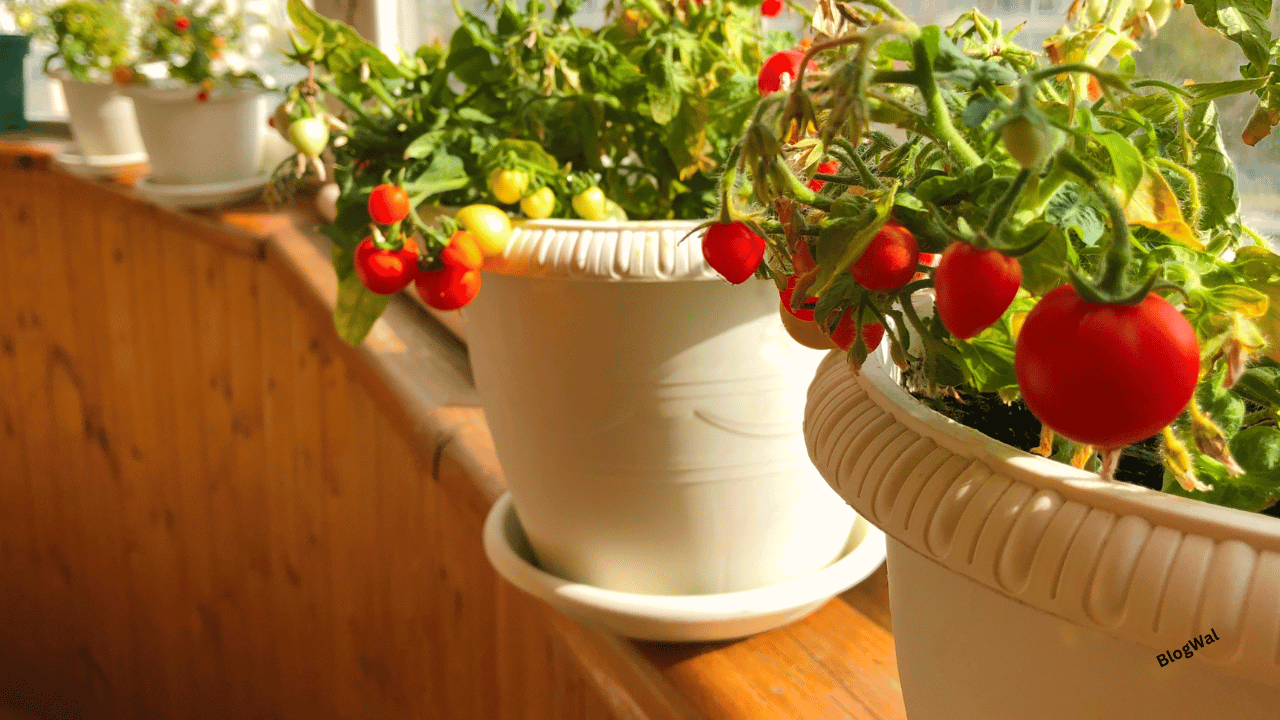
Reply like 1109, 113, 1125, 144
455, 204, 513, 257
601, 199, 628, 222
488, 169, 529, 205
1001, 117, 1057, 170
519, 187, 556, 219
571, 187, 607, 221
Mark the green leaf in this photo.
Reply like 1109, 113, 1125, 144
1184, 0, 1273, 73
403, 153, 471, 196
331, 245, 394, 345
1187, 101, 1242, 236
1015, 222, 1069, 296
404, 130, 447, 160
1094, 131, 1144, 203
1233, 366, 1280, 408
1197, 362, 1246, 437
1045, 182, 1106, 246
1162, 452, 1280, 511
962, 95, 1001, 128
648, 58, 681, 125
1187, 76, 1270, 104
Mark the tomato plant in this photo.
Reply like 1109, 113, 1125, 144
353, 237, 419, 295
368, 184, 411, 225
761, 0, 783, 16
439, 231, 484, 273
1015, 287, 1200, 448
703, 222, 766, 284
849, 221, 919, 295
934, 242, 1022, 339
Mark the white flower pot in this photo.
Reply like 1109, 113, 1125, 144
121, 84, 267, 186
468, 220, 858, 596
804, 346, 1280, 719
52, 71, 146, 160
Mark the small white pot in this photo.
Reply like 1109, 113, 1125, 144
468, 220, 858, 596
121, 84, 267, 185
804, 347, 1280, 719
51, 71, 145, 160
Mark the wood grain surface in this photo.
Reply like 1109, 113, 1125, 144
0, 140, 906, 720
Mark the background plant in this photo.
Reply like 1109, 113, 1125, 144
279, 0, 792, 342
725, 0, 1280, 513
17, 0, 133, 82
131, 0, 272, 88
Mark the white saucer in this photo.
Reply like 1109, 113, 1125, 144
482, 492, 887, 643
53, 147, 149, 177
135, 174, 270, 210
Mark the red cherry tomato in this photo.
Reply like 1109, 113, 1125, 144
808, 161, 841, 192
850, 220, 919, 294
933, 242, 1022, 339
779, 276, 818, 321
702, 221, 766, 284
353, 237, 419, 295
827, 310, 885, 352
758, 50, 805, 96
761, 0, 783, 16
1014, 286, 1200, 448
440, 230, 484, 272
175, 15, 190, 31
368, 184, 411, 225
415, 266, 481, 310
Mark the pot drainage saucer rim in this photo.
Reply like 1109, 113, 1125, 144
482, 492, 886, 643
134, 174, 270, 209
53, 147, 149, 176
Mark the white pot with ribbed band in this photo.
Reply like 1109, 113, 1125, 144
804, 345, 1280, 719
469, 219, 870, 614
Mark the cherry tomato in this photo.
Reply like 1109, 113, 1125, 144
175, 15, 190, 31
933, 242, 1022, 339
519, 187, 556, 219
758, 50, 805, 96
111, 66, 134, 85
761, 0, 783, 16
368, 184, 411, 225
827, 311, 885, 353
572, 187, 607, 221
808, 161, 840, 192
1001, 117, 1055, 170
779, 275, 818, 321
1014, 286, 1200, 448
489, 169, 529, 205
850, 220, 919, 294
455, 204, 512, 257
353, 237, 419, 295
416, 266, 481, 311
702, 222, 766, 284
440, 230, 484, 272
287, 117, 329, 157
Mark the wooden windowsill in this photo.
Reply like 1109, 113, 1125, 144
0, 139, 906, 720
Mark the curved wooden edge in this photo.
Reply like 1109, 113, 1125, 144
9, 138, 906, 720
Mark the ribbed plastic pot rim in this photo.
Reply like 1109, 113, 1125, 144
482, 492, 887, 642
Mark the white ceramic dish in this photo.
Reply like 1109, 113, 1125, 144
482, 492, 887, 642
53, 147, 148, 177
134, 174, 269, 210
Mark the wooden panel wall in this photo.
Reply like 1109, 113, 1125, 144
0, 160, 620, 720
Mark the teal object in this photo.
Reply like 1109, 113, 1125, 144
0, 34, 30, 133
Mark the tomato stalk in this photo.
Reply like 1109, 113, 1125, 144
773, 158, 833, 211
979, 168, 1031, 245
830, 137, 880, 188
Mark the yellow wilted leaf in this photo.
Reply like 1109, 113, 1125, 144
1120, 165, 1204, 250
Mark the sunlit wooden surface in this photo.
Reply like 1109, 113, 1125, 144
0, 140, 905, 720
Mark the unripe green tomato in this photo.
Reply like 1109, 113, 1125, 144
571, 187, 607, 221
488, 169, 529, 205
601, 199, 628, 222
519, 187, 555, 219
1001, 118, 1054, 170
287, 117, 330, 158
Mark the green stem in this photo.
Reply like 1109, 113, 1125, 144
366, 79, 413, 124
1150, 156, 1202, 229
911, 39, 982, 169
1059, 151, 1132, 295
634, 0, 667, 22
869, 69, 919, 85
1243, 224, 1270, 248
776, 158, 834, 211
981, 168, 1031, 242
858, 0, 911, 22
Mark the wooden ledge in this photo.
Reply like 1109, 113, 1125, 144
2, 138, 905, 720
